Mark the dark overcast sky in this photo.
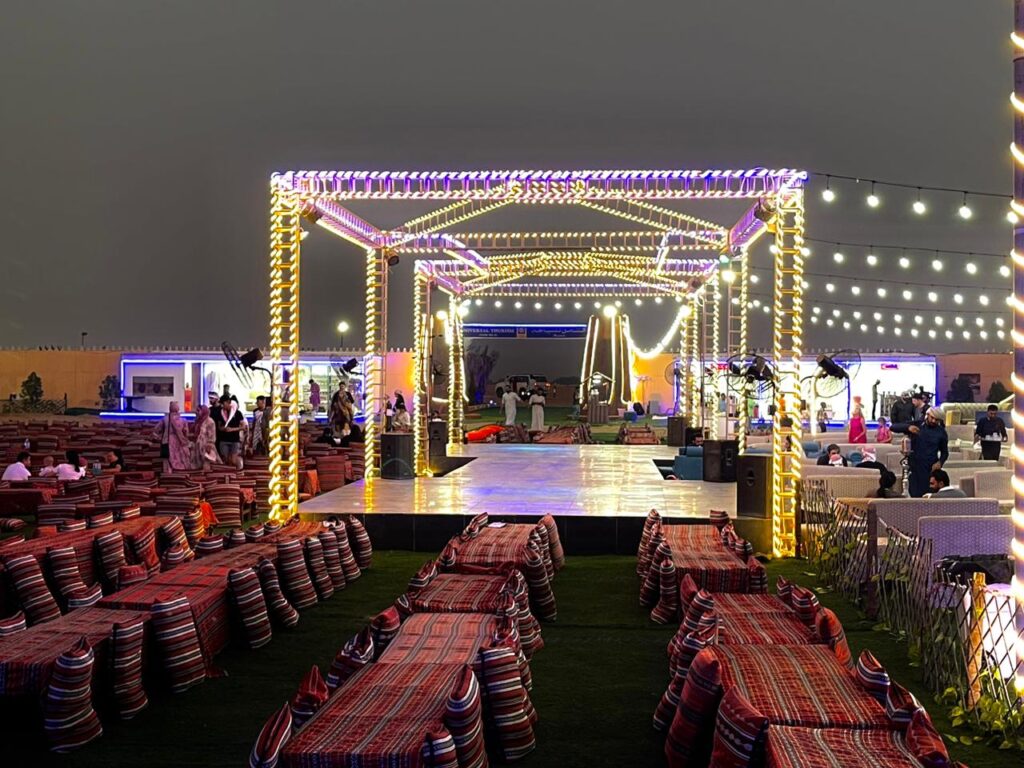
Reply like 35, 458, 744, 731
0, 1, 1012, 355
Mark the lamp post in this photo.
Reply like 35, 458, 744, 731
336, 320, 350, 349
80, 331, 88, 350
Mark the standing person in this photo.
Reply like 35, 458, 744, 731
974, 404, 1008, 461
213, 396, 245, 470
1, 452, 31, 481
193, 404, 220, 470
154, 401, 192, 472
221, 384, 231, 401
384, 396, 395, 431
528, 387, 546, 432
308, 378, 321, 414
910, 392, 927, 422
250, 396, 269, 455
875, 417, 892, 444
889, 391, 915, 426
329, 384, 348, 438
501, 388, 521, 426
816, 401, 830, 433
393, 389, 406, 412
871, 379, 881, 421
848, 396, 867, 443
892, 406, 949, 498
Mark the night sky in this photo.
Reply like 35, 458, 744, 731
0, 1, 1012, 357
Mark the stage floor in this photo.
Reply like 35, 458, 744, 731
300, 444, 736, 520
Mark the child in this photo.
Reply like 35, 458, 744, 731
875, 417, 892, 444
39, 455, 58, 477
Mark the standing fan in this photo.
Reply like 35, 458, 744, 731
221, 342, 271, 389
329, 354, 361, 384
723, 352, 777, 399
806, 349, 861, 400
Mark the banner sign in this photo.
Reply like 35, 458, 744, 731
462, 324, 587, 339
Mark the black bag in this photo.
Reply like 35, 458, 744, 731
160, 443, 170, 459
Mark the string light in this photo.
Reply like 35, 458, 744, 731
514, 301, 523, 309
899, 256, 911, 269
654, 296, 663, 304
1001, 264, 1011, 277
474, 298, 483, 306
965, 261, 978, 274
927, 291, 938, 302
913, 189, 927, 215
866, 254, 878, 266
936, 316, 944, 325
866, 182, 880, 208
851, 285, 861, 295
842, 320, 851, 329
929, 329, 937, 338
534, 302, 543, 310
554, 302, 563, 310
902, 289, 913, 300
853, 310, 862, 319
945, 329, 954, 339
873, 311, 883, 321
954, 293, 964, 304
573, 301, 582, 309
825, 283, 836, 292
822, 176, 835, 202
980, 294, 990, 305
958, 192, 973, 219
914, 315, 923, 324
634, 298, 643, 306
877, 287, 887, 297
494, 300, 502, 308
911, 328, 920, 337
931, 259, 943, 271
833, 251, 845, 263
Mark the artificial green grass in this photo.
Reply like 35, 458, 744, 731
4, 552, 1005, 766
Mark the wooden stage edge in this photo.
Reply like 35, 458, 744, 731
297, 444, 738, 555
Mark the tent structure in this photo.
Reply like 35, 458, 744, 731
266, 168, 807, 556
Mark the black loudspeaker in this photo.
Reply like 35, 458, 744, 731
381, 432, 415, 479
703, 439, 739, 482
427, 420, 447, 458
667, 416, 687, 446
736, 454, 772, 518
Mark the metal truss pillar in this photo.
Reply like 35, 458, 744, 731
412, 268, 433, 476
267, 186, 301, 522
770, 191, 806, 557
363, 248, 389, 479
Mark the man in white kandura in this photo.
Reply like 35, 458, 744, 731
529, 387, 546, 432
501, 388, 521, 426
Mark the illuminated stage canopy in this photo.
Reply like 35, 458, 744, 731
267, 167, 807, 556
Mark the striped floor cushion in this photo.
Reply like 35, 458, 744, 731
42, 637, 103, 752
66, 583, 103, 610
196, 535, 225, 557
160, 517, 195, 561
538, 514, 565, 571
478, 645, 537, 761
229, 566, 272, 649
290, 665, 329, 730
765, 725, 930, 768
3, 553, 61, 624
326, 626, 374, 690
0, 610, 26, 636
47, 545, 88, 598
161, 544, 187, 571
151, 594, 207, 694
250, 702, 293, 768
317, 530, 346, 591
444, 665, 487, 768
127, 525, 161, 576
246, 523, 265, 542
95, 529, 127, 586
227, 528, 248, 548
257, 557, 299, 628
344, 517, 372, 570
331, 524, 361, 582
111, 618, 148, 719
277, 539, 318, 610
303, 536, 334, 601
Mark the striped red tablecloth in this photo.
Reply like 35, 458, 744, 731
455, 524, 536, 570
766, 726, 926, 768
0, 607, 147, 696
408, 574, 510, 614
281, 662, 461, 768
378, 612, 497, 667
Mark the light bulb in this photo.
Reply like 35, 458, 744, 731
1000, 265, 1011, 277
731, 297, 739, 305
914, 315, 923, 324
927, 291, 938, 302
899, 256, 911, 269
873, 311, 883, 321
573, 301, 582, 309
980, 330, 988, 339
514, 301, 522, 309
1007, 210, 1019, 224
813, 306, 822, 315
851, 285, 861, 295
534, 302, 543, 310
753, 299, 762, 308
935, 316, 944, 326
769, 245, 779, 255
953, 293, 963, 304
955, 316, 964, 326
976, 317, 985, 327
825, 283, 835, 293
866, 254, 878, 266
894, 314, 903, 322
457, 305, 470, 318
634, 299, 642, 306
833, 251, 844, 263
853, 311, 862, 319
860, 323, 868, 332
902, 289, 913, 300
749, 274, 760, 284
494, 300, 503, 308
945, 329, 954, 339
762, 305, 770, 314
822, 186, 835, 203
866, 183, 880, 208
1007, 294, 1015, 306
979, 294, 989, 306
963, 330, 971, 339
894, 327, 902, 336
602, 304, 617, 318
811, 316, 819, 324
931, 259, 943, 271
594, 301, 601, 309
722, 269, 736, 283
913, 199, 927, 215
877, 325, 885, 334
826, 319, 834, 327
474, 298, 483, 306
800, 246, 811, 256
614, 300, 622, 307
911, 328, 919, 337
832, 308, 841, 317
965, 262, 977, 274
877, 287, 887, 298
998, 329, 1006, 339
654, 297, 663, 304
996, 317, 1005, 327
928, 329, 937, 338
959, 202, 973, 220
554, 302, 563, 310
802, 280, 810, 289
435, 310, 448, 321
843, 321, 851, 329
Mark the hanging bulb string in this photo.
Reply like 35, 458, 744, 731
809, 172, 1010, 200
802, 236, 1004, 259
747, 263, 1008, 291
744, 289, 1008, 315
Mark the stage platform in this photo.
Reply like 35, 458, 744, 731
300, 444, 737, 554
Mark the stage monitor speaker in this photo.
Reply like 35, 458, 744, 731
736, 454, 772, 518
703, 439, 739, 482
381, 432, 415, 479
667, 416, 687, 446
427, 420, 447, 458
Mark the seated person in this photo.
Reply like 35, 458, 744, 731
315, 427, 340, 446
38, 455, 58, 477
104, 449, 125, 472
815, 443, 848, 467
927, 468, 966, 498
874, 470, 899, 499
392, 404, 412, 431
1, 451, 31, 481
55, 450, 86, 481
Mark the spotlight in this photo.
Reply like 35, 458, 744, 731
239, 348, 264, 369
386, 251, 401, 267
753, 197, 777, 222
435, 310, 448, 321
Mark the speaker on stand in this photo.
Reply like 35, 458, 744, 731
702, 439, 738, 482
733, 453, 773, 553
666, 416, 687, 446
381, 432, 415, 479
428, 420, 447, 459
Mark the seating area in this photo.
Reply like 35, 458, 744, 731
0, 510, 373, 752
252, 511, 560, 767
640, 510, 963, 768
